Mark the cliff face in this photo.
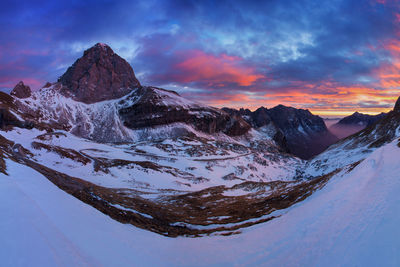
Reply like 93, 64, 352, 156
224, 105, 338, 159
117, 86, 251, 136
58, 43, 140, 104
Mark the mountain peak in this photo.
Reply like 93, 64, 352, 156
85, 42, 114, 55
10, 81, 31, 99
58, 43, 140, 104
95, 42, 110, 48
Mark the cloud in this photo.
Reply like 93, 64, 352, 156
166, 50, 264, 87
1, 0, 400, 115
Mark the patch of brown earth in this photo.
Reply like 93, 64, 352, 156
31, 142, 91, 165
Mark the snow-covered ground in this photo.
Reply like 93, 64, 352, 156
1, 128, 300, 194
2, 137, 400, 266
15, 84, 241, 144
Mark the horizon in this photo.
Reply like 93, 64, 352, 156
1, 0, 400, 117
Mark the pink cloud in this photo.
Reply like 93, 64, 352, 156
174, 50, 264, 87
0, 77, 44, 90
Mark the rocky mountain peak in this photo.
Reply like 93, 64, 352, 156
58, 43, 141, 104
394, 96, 400, 112
10, 81, 31, 98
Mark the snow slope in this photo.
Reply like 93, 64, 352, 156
15, 84, 252, 144
1, 128, 300, 193
2, 138, 400, 266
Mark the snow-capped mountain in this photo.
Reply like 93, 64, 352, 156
10, 44, 252, 144
12, 83, 250, 143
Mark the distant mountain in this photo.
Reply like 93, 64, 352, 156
305, 96, 400, 177
336, 111, 386, 126
329, 112, 387, 139
223, 105, 338, 159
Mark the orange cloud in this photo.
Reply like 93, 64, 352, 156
175, 50, 264, 86
180, 38, 400, 117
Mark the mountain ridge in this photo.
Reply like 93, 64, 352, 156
329, 111, 387, 139
223, 105, 338, 159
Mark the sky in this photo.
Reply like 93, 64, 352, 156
1, 0, 400, 116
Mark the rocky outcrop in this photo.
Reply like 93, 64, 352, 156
43, 82, 52, 88
267, 105, 338, 159
222, 107, 272, 128
394, 96, 400, 112
10, 81, 31, 98
223, 105, 338, 159
223, 107, 289, 152
251, 107, 272, 127
0, 108, 33, 130
58, 43, 140, 104
118, 87, 251, 136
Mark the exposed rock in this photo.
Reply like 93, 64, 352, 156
252, 107, 272, 127
0, 92, 16, 108
10, 81, 31, 98
58, 43, 140, 104
118, 87, 251, 136
0, 108, 33, 130
267, 105, 338, 159
223, 105, 338, 159
43, 82, 52, 88
394, 96, 400, 112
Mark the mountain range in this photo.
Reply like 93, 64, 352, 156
1, 43, 400, 265
329, 111, 387, 138
222, 105, 338, 159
